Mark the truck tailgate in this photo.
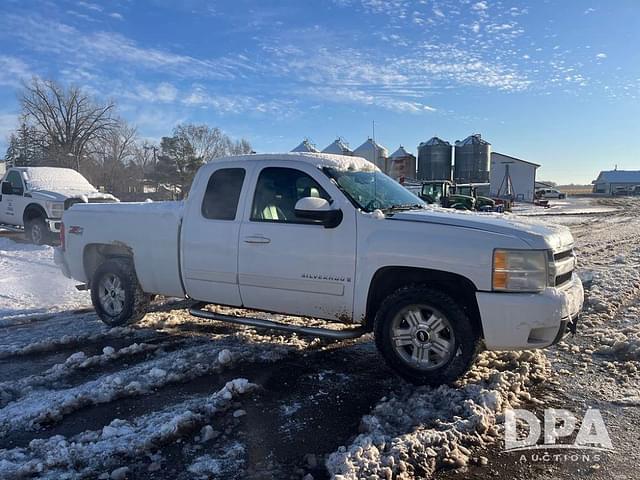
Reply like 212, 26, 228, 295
62, 201, 185, 297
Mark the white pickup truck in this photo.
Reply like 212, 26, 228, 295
56, 153, 583, 385
0, 166, 118, 244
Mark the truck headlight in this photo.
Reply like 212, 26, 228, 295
46, 202, 65, 218
492, 249, 548, 292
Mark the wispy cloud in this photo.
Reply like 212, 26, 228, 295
0, 55, 32, 87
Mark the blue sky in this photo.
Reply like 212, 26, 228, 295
0, 0, 638, 183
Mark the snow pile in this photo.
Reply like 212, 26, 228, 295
0, 379, 256, 478
326, 350, 548, 479
593, 305, 640, 360
0, 238, 90, 321
187, 442, 246, 478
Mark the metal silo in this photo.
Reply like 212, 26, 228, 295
417, 137, 452, 180
291, 139, 320, 153
353, 138, 389, 172
454, 134, 491, 183
388, 146, 416, 180
322, 137, 353, 156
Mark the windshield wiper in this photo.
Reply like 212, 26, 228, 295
382, 203, 426, 212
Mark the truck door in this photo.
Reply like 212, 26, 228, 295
238, 164, 357, 322
0, 170, 27, 226
180, 166, 250, 306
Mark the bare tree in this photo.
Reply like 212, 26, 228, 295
20, 78, 117, 170
87, 120, 137, 192
173, 123, 252, 162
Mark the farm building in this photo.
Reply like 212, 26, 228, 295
592, 170, 640, 194
489, 152, 540, 202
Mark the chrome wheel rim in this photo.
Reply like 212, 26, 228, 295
390, 304, 455, 371
98, 274, 125, 316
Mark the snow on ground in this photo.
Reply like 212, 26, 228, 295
0, 379, 256, 479
511, 196, 618, 216
0, 238, 90, 321
326, 350, 548, 479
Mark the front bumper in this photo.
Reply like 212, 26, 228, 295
46, 218, 62, 233
476, 273, 584, 350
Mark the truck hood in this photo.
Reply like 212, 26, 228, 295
390, 208, 574, 251
29, 189, 118, 203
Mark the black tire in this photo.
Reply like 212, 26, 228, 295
26, 217, 49, 245
90, 258, 150, 326
374, 285, 481, 386
559, 194, 566, 199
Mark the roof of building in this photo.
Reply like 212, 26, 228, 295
389, 145, 415, 159
455, 134, 490, 146
491, 151, 541, 168
322, 138, 352, 155
593, 170, 640, 184
291, 139, 319, 153
419, 136, 450, 147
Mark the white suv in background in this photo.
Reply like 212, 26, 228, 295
536, 188, 566, 200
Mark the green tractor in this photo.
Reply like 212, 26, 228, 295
452, 184, 498, 212
420, 181, 475, 210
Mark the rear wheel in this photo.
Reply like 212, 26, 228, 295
91, 258, 150, 326
26, 217, 49, 245
374, 285, 480, 385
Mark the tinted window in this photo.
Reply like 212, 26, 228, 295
251, 167, 330, 223
6, 171, 24, 194
201, 168, 245, 220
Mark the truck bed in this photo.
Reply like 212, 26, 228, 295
62, 201, 185, 297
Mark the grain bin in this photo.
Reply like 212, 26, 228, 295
417, 137, 452, 180
291, 139, 319, 153
454, 134, 491, 183
322, 138, 353, 156
353, 138, 389, 172
388, 146, 416, 180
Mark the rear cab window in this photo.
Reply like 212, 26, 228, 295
201, 168, 246, 220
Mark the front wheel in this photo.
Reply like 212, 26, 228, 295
26, 217, 49, 245
374, 285, 480, 386
91, 258, 151, 326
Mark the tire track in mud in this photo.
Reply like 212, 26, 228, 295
6, 340, 396, 480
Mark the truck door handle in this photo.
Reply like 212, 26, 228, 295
243, 235, 271, 244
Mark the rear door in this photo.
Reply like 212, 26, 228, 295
237, 163, 357, 321
180, 165, 252, 306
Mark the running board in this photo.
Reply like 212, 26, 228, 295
189, 302, 368, 340
0, 224, 24, 233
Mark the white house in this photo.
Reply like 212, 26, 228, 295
490, 152, 540, 202
0, 161, 5, 177
592, 170, 640, 194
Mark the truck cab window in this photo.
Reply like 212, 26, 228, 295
251, 167, 330, 223
6, 171, 24, 195
201, 168, 246, 220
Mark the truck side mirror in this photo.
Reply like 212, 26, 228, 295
1, 182, 12, 195
294, 197, 343, 228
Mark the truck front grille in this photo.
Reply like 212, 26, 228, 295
553, 249, 575, 288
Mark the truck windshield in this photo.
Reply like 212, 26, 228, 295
324, 168, 426, 212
